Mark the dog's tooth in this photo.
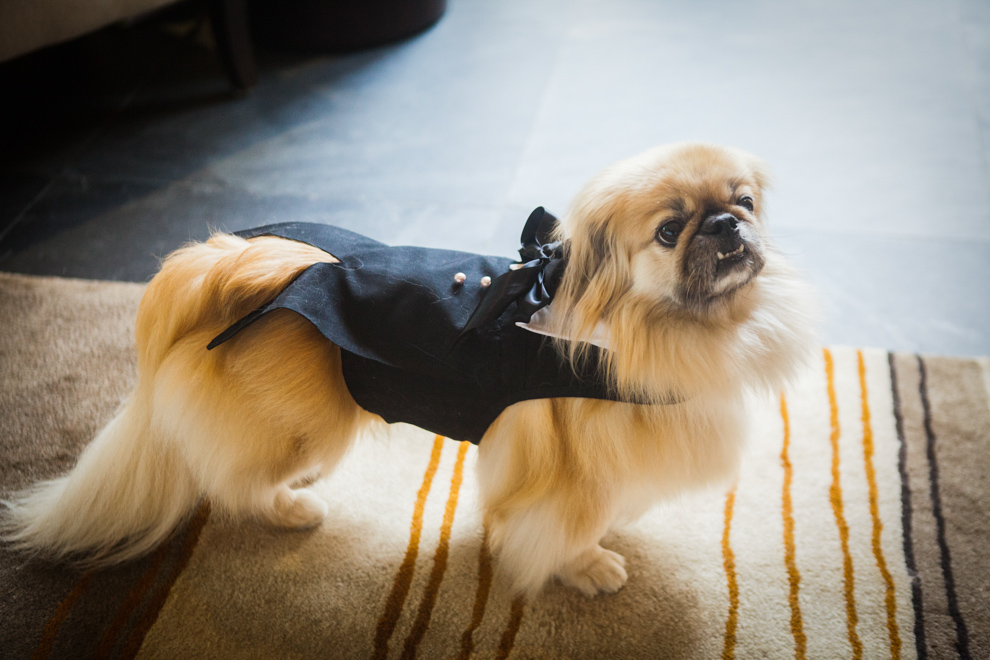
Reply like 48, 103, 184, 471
717, 252, 725, 260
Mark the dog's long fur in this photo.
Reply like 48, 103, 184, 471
2, 143, 816, 597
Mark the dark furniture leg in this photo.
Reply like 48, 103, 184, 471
210, 0, 257, 89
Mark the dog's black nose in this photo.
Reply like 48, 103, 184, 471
700, 213, 739, 236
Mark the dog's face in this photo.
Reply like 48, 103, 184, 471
561, 143, 772, 321
638, 147, 769, 311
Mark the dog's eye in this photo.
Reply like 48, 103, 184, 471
737, 195, 755, 212
656, 221, 683, 247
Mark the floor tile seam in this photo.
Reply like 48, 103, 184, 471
0, 177, 57, 248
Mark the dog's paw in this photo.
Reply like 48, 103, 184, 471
272, 487, 329, 529
558, 546, 628, 597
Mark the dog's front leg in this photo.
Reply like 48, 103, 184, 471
478, 399, 628, 598
483, 489, 627, 598
557, 543, 628, 596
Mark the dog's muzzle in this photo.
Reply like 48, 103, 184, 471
699, 213, 749, 267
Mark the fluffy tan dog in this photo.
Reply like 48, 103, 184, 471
2, 143, 816, 597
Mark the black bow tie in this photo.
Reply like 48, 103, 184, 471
460, 207, 566, 336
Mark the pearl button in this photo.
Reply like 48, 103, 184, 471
480, 276, 492, 287
453, 272, 466, 284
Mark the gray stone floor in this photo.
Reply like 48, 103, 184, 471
1, 0, 988, 356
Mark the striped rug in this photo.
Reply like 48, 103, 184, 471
1, 271, 988, 660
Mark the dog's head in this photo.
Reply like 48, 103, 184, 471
557, 143, 772, 326
548, 143, 800, 397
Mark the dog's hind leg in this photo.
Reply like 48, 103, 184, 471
270, 485, 330, 529
152, 311, 374, 531
209, 479, 331, 531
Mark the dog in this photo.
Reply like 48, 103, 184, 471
2, 143, 816, 597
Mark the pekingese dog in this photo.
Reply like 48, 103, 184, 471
2, 143, 816, 597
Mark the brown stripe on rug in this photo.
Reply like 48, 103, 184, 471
117, 502, 211, 659
888, 352, 928, 660
90, 536, 180, 660
494, 596, 526, 660
891, 353, 957, 659
30, 572, 92, 660
400, 440, 470, 660
919, 356, 971, 659
17, 505, 212, 660
921, 355, 990, 658
455, 534, 494, 660
372, 434, 445, 660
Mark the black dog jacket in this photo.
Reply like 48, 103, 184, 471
208, 209, 642, 443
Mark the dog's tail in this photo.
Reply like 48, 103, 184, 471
1, 233, 334, 566
0, 394, 199, 565
134, 232, 337, 376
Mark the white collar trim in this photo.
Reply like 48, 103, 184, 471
515, 305, 612, 350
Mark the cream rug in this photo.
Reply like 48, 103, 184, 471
1, 271, 988, 660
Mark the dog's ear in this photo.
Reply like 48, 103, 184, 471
737, 151, 773, 220
749, 159, 772, 193
569, 218, 627, 315
553, 182, 634, 340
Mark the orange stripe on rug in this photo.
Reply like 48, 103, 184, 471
455, 533, 494, 660
720, 488, 739, 660
780, 393, 807, 659
494, 597, 526, 660
31, 572, 92, 660
824, 348, 863, 660
118, 501, 211, 660
91, 539, 173, 659
400, 441, 470, 660
372, 434, 446, 660
857, 351, 902, 660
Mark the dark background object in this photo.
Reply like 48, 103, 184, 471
249, 0, 446, 52
0, 0, 987, 357
149, 0, 258, 88
209, 0, 258, 88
